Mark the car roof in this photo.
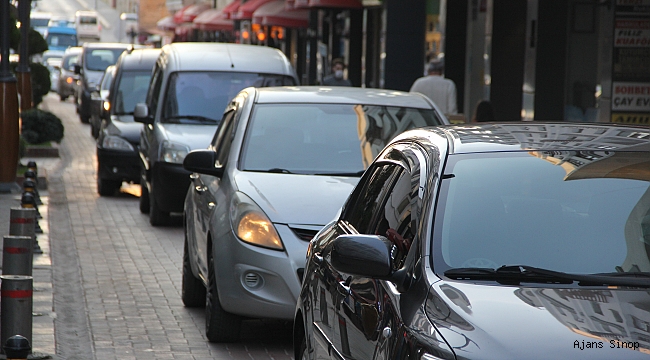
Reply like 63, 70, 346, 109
118, 48, 161, 70
31, 12, 52, 19
252, 86, 436, 109
394, 122, 650, 154
83, 42, 133, 50
160, 42, 294, 75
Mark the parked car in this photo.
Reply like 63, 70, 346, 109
294, 122, 650, 360
57, 46, 82, 101
90, 65, 115, 139
75, 10, 100, 41
96, 48, 160, 196
133, 42, 298, 226
181, 86, 449, 342
75, 42, 133, 123
44, 26, 77, 52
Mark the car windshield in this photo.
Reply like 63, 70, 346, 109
434, 151, 650, 275
31, 18, 50, 27
240, 103, 441, 175
62, 54, 78, 70
113, 70, 152, 116
85, 49, 126, 71
162, 71, 295, 124
46, 34, 77, 48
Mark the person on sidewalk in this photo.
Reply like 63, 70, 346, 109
322, 58, 352, 87
410, 59, 458, 115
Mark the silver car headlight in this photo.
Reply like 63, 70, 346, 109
230, 192, 284, 251
161, 140, 190, 164
102, 135, 134, 151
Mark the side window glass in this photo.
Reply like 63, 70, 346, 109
342, 163, 401, 234
147, 63, 163, 118
212, 109, 236, 167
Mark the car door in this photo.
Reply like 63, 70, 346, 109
140, 61, 164, 175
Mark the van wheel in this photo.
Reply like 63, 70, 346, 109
139, 171, 150, 213
206, 248, 241, 342
149, 184, 170, 226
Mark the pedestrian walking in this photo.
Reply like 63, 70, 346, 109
471, 100, 495, 122
410, 59, 458, 115
322, 58, 352, 86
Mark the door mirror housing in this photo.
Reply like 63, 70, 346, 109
73, 64, 81, 74
183, 150, 224, 178
330, 235, 394, 278
133, 103, 152, 124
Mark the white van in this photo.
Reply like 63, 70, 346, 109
75, 10, 100, 41
133, 42, 298, 225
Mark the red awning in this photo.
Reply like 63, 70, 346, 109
181, 3, 212, 23
157, 15, 177, 30
232, 0, 276, 20
222, 0, 242, 19
252, 0, 309, 28
194, 9, 234, 31
173, 4, 193, 24
295, 0, 361, 8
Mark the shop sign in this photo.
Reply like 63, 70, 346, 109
611, 112, 650, 124
616, 0, 650, 14
612, 82, 650, 111
614, 19, 650, 47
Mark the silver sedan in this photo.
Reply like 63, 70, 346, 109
181, 86, 449, 343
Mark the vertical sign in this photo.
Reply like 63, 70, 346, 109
611, 0, 650, 125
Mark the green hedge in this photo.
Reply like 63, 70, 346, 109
21, 108, 64, 144
10, 62, 51, 107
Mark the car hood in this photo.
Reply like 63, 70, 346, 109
107, 115, 142, 144
426, 281, 650, 359
233, 171, 359, 225
157, 124, 219, 151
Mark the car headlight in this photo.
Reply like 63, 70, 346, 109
102, 135, 134, 151
161, 140, 190, 164
230, 192, 284, 251
103, 100, 110, 111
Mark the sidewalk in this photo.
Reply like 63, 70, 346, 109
0, 157, 61, 359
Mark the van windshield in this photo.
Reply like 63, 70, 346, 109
162, 71, 295, 124
79, 16, 97, 24
113, 70, 153, 117
85, 49, 127, 71
46, 34, 77, 48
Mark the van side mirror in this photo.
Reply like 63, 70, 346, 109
74, 64, 81, 74
183, 150, 224, 178
133, 103, 152, 124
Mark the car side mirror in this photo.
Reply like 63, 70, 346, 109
73, 64, 81, 74
330, 235, 394, 278
133, 103, 152, 124
183, 150, 224, 178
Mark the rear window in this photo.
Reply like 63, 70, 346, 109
161, 71, 296, 124
85, 48, 126, 71
46, 34, 77, 48
79, 16, 97, 25
31, 18, 50, 27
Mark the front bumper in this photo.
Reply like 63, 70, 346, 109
151, 162, 191, 213
214, 224, 309, 320
97, 147, 140, 183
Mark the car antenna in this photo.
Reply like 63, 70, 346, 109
226, 44, 234, 68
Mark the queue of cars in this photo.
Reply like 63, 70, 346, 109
75, 40, 650, 358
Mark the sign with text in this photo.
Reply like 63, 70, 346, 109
612, 82, 650, 111
611, 112, 650, 124
614, 19, 650, 47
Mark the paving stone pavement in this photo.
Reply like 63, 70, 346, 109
0, 93, 296, 359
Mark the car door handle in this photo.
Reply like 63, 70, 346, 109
189, 173, 199, 180
337, 280, 351, 297
207, 202, 215, 210
194, 185, 207, 193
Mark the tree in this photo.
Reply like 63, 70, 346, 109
9, 3, 48, 57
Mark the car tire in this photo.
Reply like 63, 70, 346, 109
182, 234, 206, 308
91, 123, 99, 139
297, 332, 308, 360
97, 177, 120, 196
206, 248, 241, 342
139, 171, 150, 213
149, 183, 170, 226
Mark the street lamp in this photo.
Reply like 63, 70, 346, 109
0, 0, 20, 191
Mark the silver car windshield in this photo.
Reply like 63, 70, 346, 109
240, 103, 441, 175
434, 151, 650, 275
162, 71, 295, 125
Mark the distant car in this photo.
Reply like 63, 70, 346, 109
45, 57, 62, 92
181, 86, 449, 343
75, 42, 133, 123
75, 10, 100, 41
44, 26, 77, 51
30, 11, 52, 36
47, 16, 75, 28
295, 122, 650, 360
96, 48, 160, 196
57, 46, 82, 101
90, 65, 115, 139
133, 42, 299, 226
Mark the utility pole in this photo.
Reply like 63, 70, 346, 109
0, 0, 20, 192
16, 0, 32, 111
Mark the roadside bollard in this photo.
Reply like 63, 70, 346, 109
9, 208, 41, 254
0, 275, 33, 355
26, 161, 37, 175
2, 236, 33, 276
21, 181, 41, 218
20, 193, 42, 234
22, 170, 41, 205
4, 335, 31, 360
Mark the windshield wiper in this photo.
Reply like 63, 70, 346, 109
165, 115, 218, 123
314, 170, 365, 177
267, 168, 293, 174
444, 265, 650, 288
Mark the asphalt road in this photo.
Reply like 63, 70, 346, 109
42, 93, 294, 359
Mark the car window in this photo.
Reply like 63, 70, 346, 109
85, 49, 126, 71
147, 62, 163, 119
342, 163, 402, 234
79, 16, 97, 24
435, 151, 650, 275
239, 104, 440, 175
113, 70, 153, 116
161, 71, 295, 124
46, 34, 77, 48
212, 109, 237, 167
62, 54, 78, 69
100, 68, 113, 91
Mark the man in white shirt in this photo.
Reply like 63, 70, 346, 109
410, 59, 458, 115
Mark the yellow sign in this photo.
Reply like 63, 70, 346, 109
611, 112, 650, 124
